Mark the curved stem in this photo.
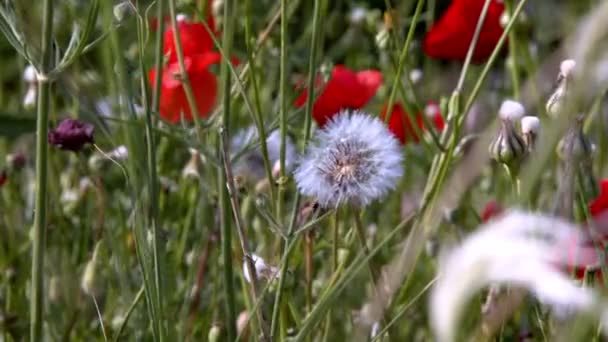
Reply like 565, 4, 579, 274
30, 0, 53, 340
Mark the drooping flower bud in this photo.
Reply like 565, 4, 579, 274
521, 116, 540, 151
182, 148, 201, 180
81, 241, 104, 296
546, 59, 576, 118
243, 254, 278, 284
208, 324, 222, 342
48, 119, 95, 152
556, 116, 593, 163
489, 101, 527, 167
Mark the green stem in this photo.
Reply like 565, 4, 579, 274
276, 0, 289, 221
505, 0, 520, 100
270, 0, 323, 338
136, 1, 165, 339
30, 0, 53, 340
218, 0, 237, 339
167, 0, 203, 137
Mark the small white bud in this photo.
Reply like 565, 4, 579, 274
409, 69, 423, 84
23, 85, 37, 109
499, 11, 510, 29
113, 2, 133, 22
182, 149, 201, 180
109, 145, 129, 161
243, 254, 278, 283
498, 100, 525, 121
176, 13, 188, 22
560, 59, 576, 78
425, 102, 440, 118
349, 7, 367, 25
521, 116, 540, 135
23, 65, 37, 83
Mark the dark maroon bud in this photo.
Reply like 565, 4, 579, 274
6, 152, 26, 170
0, 170, 7, 187
48, 119, 94, 152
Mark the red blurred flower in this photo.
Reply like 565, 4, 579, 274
379, 102, 445, 145
565, 179, 608, 281
423, 0, 505, 63
149, 52, 221, 123
294, 65, 383, 127
480, 200, 503, 222
589, 179, 608, 217
163, 17, 216, 63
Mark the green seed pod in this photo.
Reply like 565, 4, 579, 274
489, 120, 526, 167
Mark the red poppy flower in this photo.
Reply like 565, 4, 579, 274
294, 65, 383, 127
480, 200, 503, 222
564, 180, 608, 281
380, 102, 445, 145
149, 52, 220, 123
163, 16, 216, 63
589, 179, 608, 217
423, 0, 505, 63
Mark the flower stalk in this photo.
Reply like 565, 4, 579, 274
30, 0, 53, 340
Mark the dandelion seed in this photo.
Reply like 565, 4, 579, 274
546, 59, 576, 117
294, 110, 403, 208
429, 210, 599, 342
498, 99, 525, 122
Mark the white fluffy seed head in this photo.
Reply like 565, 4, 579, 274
521, 116, 540, 134
294, 110, 404, 208
429, 211, 597, 342
498, 100, 525, 121
560, 59, 576, 78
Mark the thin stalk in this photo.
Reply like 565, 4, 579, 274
135, 2, 165, 339
113, 286, 145, 342
277, 0, 289, 220
167, 0, 203, 137
245, 0, 276, 205
219, 128, 269, 340
505, 0, 520, 100
455, 0, 493, 92
151, 0, 165, 113
384, 0, 425, 125
30, 0, 53, 340
218, 0, 237, 339
270, 0, 323, 338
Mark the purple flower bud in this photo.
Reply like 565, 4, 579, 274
48, 119, 94, 152
0, 170, 7, 187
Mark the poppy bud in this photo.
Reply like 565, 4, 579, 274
546, 59, 576, 118
556, 116, 593, 163
113, 2, 133, 22
489, 119, 526, 167
208, 324, 222, 342
182, 148, 201, 180
48, 119, 94, 152
521, 116, 540, 151
81, 241, 104, 296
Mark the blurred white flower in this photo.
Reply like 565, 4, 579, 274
294, 110, 403, 208
243, 253, 278, 283
430, 210, 598, 342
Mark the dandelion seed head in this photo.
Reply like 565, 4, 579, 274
498, 99, 525, 122
294, 110, 403, 208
